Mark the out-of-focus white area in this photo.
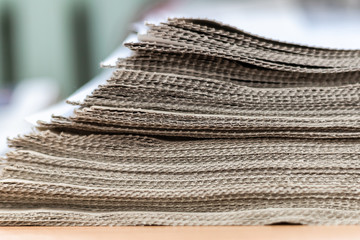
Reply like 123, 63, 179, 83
0, 79, 59, 154
1, 0, 360, 156
141, 0, 360, 49
25, 69, 113, 126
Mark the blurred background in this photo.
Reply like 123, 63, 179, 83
0, 0, 156, 99
1, 0, 360, 154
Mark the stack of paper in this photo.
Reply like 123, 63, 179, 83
1, 18, 360, 226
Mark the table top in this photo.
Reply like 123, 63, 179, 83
1, 226, 360, 240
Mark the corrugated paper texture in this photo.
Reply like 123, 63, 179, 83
1, 18, 360, 226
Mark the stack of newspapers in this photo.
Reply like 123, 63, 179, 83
1, 18, 360, 226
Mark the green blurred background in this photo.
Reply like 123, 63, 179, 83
0, 0, 152, 98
